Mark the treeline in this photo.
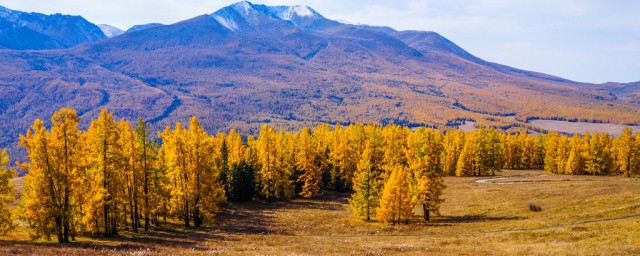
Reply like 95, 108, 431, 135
2, 108, 640, 242
544, 129, 640, 176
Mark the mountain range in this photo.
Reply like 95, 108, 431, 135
0, 5, 105, 49
0, 1, 639, 159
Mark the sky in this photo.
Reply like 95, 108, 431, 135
1, 0, 639, 84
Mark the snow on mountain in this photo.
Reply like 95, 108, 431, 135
267, 5, 321, 22
98, 24, 124, 38
212, 15, 239, 31
210, 1, 323, 31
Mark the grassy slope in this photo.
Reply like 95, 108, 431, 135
2, 170, 640, 255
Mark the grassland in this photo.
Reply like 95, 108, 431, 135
2, 170, 640, 255
528, 119, 640, 136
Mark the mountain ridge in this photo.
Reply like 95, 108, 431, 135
0, 5, 105, 49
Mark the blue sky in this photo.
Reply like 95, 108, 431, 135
2, 0, 639, 84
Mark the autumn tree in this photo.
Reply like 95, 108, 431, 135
483, 128, 503, 175
186, 117, 225, 227
161, 117, 226, 227
19, 109, 83, 242
312, 124, 333, 188
456, 132, 477, 176
406, 128, 446, 221
277, 131, 296, 199
376, 165, 412, 224
228, 160, 256, 202
613, 127, 638, 177
295, 127, 322, 198
565, 134, 586, 175
519, 132, 537, 169
217, 134, 231, 197
226, 129, 246, 166
503, 133, 521, 169
442, 130, 465, 176
381, 125, 409, 180
328, 124, 353, 191
84, 109, 123, 236
544, 133, 560, 174
585, 132, 614, 175
160, 123, 189, 225
634, 132, 640, 174
134, 118, 154, 231
224, 130, 256, 202
349, 124, 384, 220
0, 149, 15, 234
255, 125, 294, 201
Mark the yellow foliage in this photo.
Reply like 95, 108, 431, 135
376, 165, 412, 224
0, 149, 15, 234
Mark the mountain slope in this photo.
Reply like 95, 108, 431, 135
126, 23, 164, 33
0, 1, 639, 159
0, 5, 105, 49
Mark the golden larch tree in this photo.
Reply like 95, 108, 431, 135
83, 109, 123, 237
349, 124, 384, 220
19, 109, 83, 242
406, 128, 446, 221
376, 165, 412, 224
295, 127, 322, 198
0, 148, 15, 234
185, 116, 225, 227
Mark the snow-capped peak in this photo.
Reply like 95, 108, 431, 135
98, 24, 124, 38
264, 4, 322, 22
210, 2, 324, 31
289, 5, 317, 17
235, 1, 253, 16
210, 1, 257, 31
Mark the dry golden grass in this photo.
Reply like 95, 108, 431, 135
2, 170, 640, 255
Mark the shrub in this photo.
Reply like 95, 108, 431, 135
528, 203, 542, 212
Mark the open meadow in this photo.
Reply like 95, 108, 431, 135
2, 170, 639, 255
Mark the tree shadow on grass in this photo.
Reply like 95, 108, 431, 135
216, 191, 351, 235
0, 239, 163, 254
0, 224, 226, 253
216, 200, 285, 235
279, 190, 350, 211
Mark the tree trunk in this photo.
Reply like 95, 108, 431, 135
103, 132, 111, 237
112, 202, 119, 235
143, 141, 150, 231
56, 214, 64, 243
129, 185, 136, 232
184, 197, 190, 227
423, 204, 430, 221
